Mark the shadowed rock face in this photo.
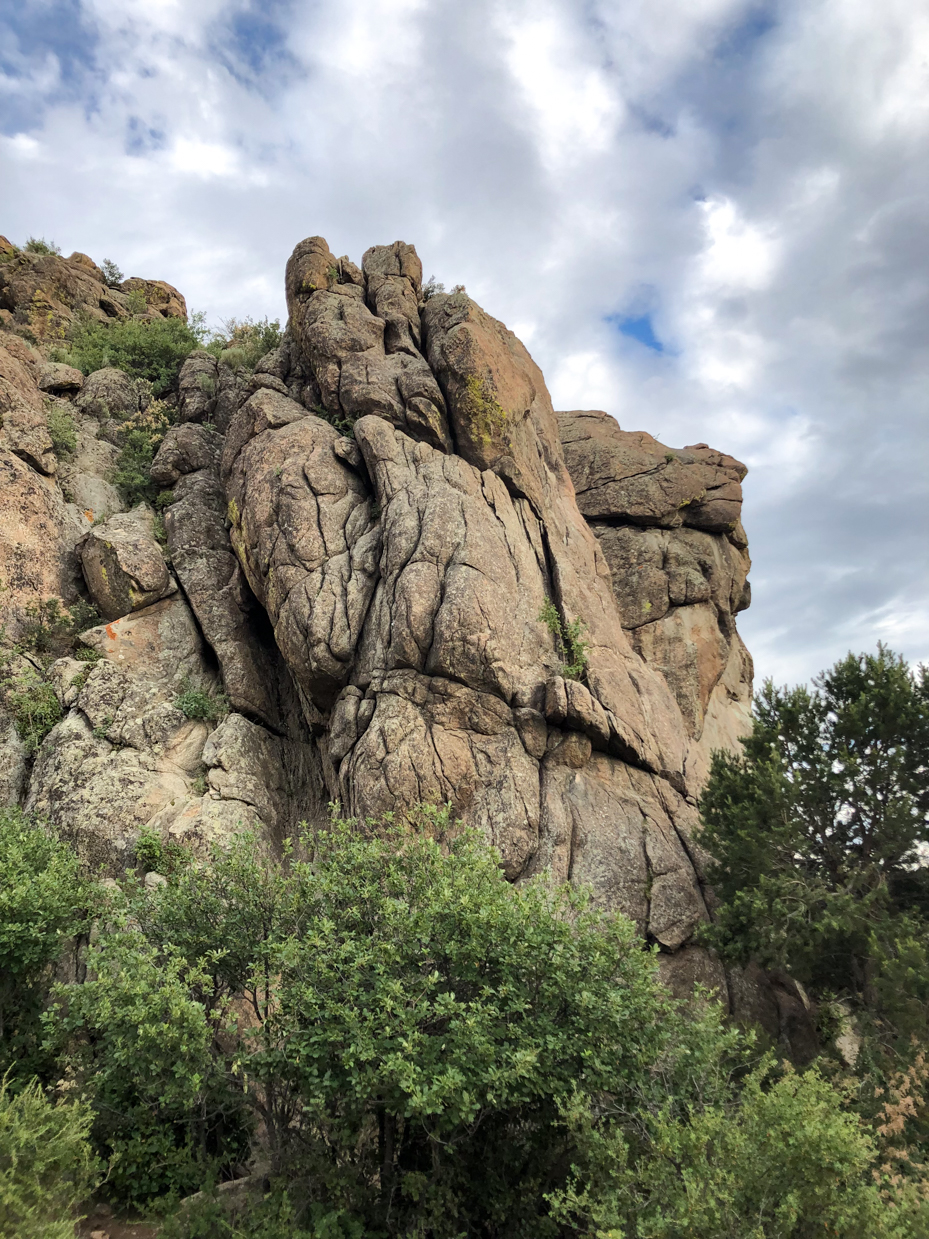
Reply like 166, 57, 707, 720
0, 233, 812, 1052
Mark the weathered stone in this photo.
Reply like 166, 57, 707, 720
151, 422, 222, 486
120, 277, 187, 319
56, 416, 124, 523
79, 505, 174, 621
177, 350, 218, 424
339, 670, 541, 880
155, 424, 301, 732
223, 394, 381, 713
0, 705, 28, 807
74, 368, 145, 421
362, 241, 423, 355
557, 409, 746, 532
38, 362, 83, 394
0, 449, 86, 639
0, 395, 56, 474
286, 236, 451, 451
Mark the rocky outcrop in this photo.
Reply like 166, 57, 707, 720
78, 505, 176, 621
0, 242, 185, 342
557, 409, 753, 789
0, 230, 815, 1055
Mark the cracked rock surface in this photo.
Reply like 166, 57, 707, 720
0, 232, 814, 1051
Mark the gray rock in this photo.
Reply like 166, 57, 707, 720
38, 362, 84, 394
74, 368, 145, 421
79, 505, 174, 621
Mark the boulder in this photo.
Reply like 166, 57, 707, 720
74, 367, 145, 421
557, 409, 746, 532
176, 350, 218, 424
37, 362, 83, 394
79, 505, 174, 621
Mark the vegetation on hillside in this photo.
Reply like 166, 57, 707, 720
2, 763, 929, 1236
700, 645, 929, 1204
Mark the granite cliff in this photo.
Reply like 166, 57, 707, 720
0, 234, 811, 1050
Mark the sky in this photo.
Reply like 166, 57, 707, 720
1, 0, 927, 689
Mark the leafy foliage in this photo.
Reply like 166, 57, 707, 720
699, 646, 929, 1201
54, 315, 205, 395
539, 597, 590, 681
23, 237, 61, 256
0, 809, 96, 1079
4, 668, 62, 753
100, 257, 124, 285
110, 399, 172, 506
174, 679, 229, 722
206, 316, 283, 372
13, 597, 100, 660
39, 808, 917, 1234
0, 1075, 99, 1239
699, 646, 929, 996
44, 401, 77, 456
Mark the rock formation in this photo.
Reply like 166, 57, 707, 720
0, 233, 812, 1052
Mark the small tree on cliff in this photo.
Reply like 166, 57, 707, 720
700, 645, 929, 1010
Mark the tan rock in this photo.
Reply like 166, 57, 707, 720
37, 361, 83, 394
285, 236, 451, 451
79, 505, 174, 621
557, 409, 746, 533
74, 367, 145, 421
121, 277, 187, 319
0, 449, 86, 639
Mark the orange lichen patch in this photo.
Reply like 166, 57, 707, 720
84, 509, 94, 523
105, 622, 118, 640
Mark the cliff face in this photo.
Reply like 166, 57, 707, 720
0, 235, 811, 1046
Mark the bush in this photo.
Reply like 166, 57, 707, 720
23, 237, 61, 256
46, 923, 250, 1209
100, 258, 124, 285
46, 809, 916, 1234
4, 668, 62, 753
174, 681, 229, 722
206, 317, 282, 372
0, 809, 96, 1079
0, 1076, 99, 1239
12, 597, 99, 660
110, 399, 172, 507
55, 315, 204, 395
539, 597, 590, 681
44, 401, 77, 456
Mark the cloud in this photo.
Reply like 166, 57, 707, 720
0, 0, 926, 689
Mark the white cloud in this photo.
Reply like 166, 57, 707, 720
0, 0, 927, 688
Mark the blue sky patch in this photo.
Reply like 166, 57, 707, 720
0, 0, 99, 135
607, 313, 665, 353
211, 1, 299, 90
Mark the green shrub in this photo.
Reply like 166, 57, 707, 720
46, 922, 250, 1210
0, 809, 96, 1079
174, 680, 229, 722
44, 401, 77, 456
5, 669, 62, 752
13, 597, 100, 660
74, 645, 103, 664
206, 317, 283, 372
0, 1076, 99, 1239
125, 288, 148, 315
23, 237, 61, 256
110, 399, 172, 506
55, 315, 203, 395
100, 258, 123, 285
539, 597, 590, 681
46, 810, 920, 1233
134, 826, 191, 877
